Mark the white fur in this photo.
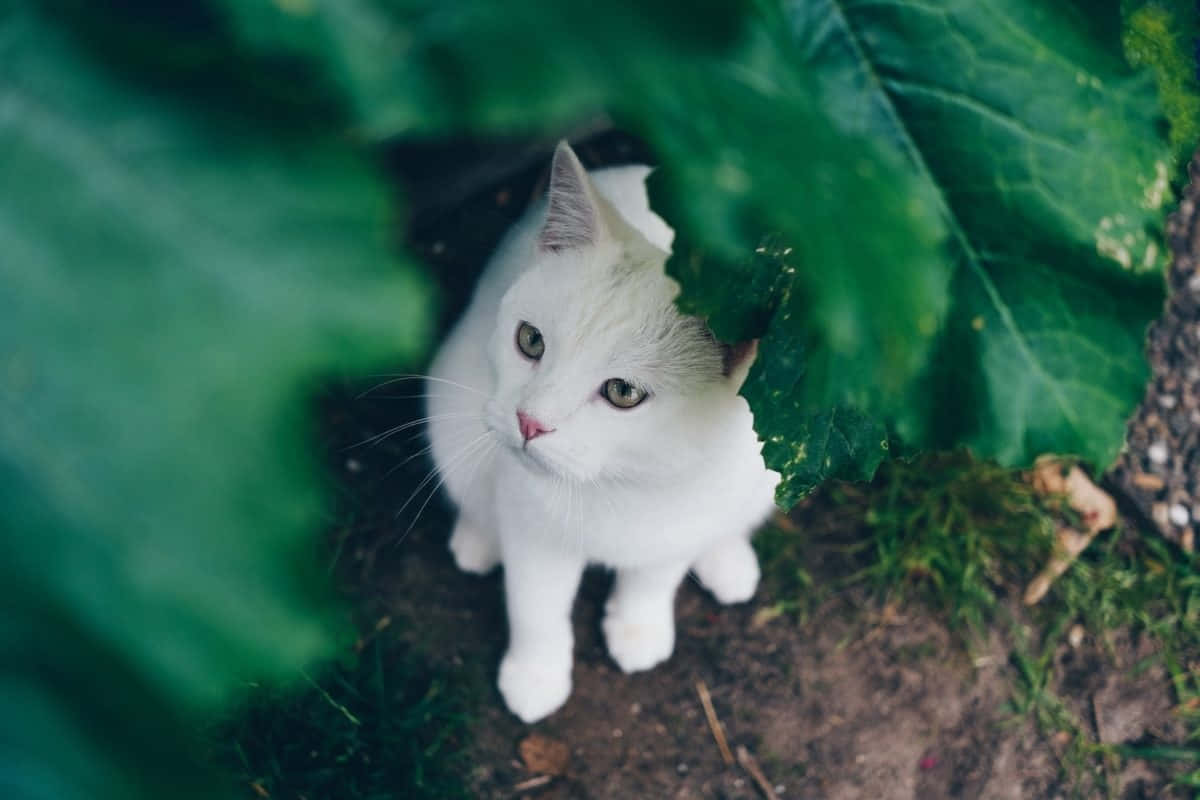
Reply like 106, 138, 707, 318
427, 142, 779, 723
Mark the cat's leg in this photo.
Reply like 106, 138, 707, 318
497, 539, 585, 723
603, 559, 690, 673
691, 534, 760, 605
448, 514, 500, 574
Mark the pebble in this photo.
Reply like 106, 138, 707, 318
1148, 441, 1169, 464
1068, 624, 1085, 648
1170, 504, 1190, 526
1159, 394, 1179, 409
677, 763, 689, 774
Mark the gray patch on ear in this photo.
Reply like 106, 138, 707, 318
539, 141, 600, 251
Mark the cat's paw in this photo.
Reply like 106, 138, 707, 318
448, 518, 500, 574
497, 648, 572, 723
693, 537, 760, 605
602, 605, 675, 673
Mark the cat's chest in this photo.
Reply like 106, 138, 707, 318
492, 450, 769, 567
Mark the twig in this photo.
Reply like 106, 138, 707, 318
695, 680, 734, 766
736, 745, 780, 800
512, 774, 554, 793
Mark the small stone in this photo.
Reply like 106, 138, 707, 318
612, 728, 623, 739
1159, 394, 1179, 409
1068, 624, 1085, 648
345, 457, 363, 473
1171, 504, 1191, 527
1148, 441, 1169, 464
630, 702, 641, 715
677, 763, 689, 774
1153, 503, 1170, 528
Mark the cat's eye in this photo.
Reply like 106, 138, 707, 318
516, 322, 545, 360
602, 378, 646, 409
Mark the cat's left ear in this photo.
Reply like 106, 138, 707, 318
723, 339, 759, 389
539, 141, 604, 252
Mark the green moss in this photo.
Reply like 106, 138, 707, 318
1123, 1, 1200, 167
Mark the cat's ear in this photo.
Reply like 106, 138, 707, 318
723, 339, 759, 389
539, 141, 603, 252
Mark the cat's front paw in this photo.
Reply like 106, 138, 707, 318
497, 648, 572, 723
693, 537, 760, 605
448, 518, 500, 574
602, 605, 675, 673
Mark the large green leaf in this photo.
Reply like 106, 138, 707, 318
686, 0, 1169, 503
0, 3, 430, 798
785, 0, 1169, 474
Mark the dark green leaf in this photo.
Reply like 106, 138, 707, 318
0, 4, 430, 797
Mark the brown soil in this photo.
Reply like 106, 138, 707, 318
323, 471, 1185, 799
317, 133, 1195, 799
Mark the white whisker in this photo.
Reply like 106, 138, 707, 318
394, 430, 493, 522
356, 373, 488, 400
343, 412, 480, 451
397, 437, 497, 544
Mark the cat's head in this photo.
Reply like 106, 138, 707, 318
484, 142, 752, 483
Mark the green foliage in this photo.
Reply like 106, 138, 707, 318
207, 0, 1173, 505
724, 0, 1170, 503
1122, 0, 1200, 168
1, 2, 430, 799
213, 636, 473, 800
1, 1, 1182, 798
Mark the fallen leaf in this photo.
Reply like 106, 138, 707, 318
518, 733, 570, 776
1024, 458, 1118, 604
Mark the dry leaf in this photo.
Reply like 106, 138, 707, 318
518, 733, 570, 776
1024, 457, 1118, 605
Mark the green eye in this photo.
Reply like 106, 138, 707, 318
602, 378, 646, 409
516, 322, 544, 360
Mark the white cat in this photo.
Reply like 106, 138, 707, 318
426, 141, 779, 723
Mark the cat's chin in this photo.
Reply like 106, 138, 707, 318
510, 442, 562, 477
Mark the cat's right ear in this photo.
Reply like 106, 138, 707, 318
539, 141, 603, 252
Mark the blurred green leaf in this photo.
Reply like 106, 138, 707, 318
205, 0, 1170, 501
212, 0, 753, 137
0, 3, 430, 798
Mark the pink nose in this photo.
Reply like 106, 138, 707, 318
516, 410, 552, 442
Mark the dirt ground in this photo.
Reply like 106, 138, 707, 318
316, 134, 1195, 799
323, 458, 1185, 800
